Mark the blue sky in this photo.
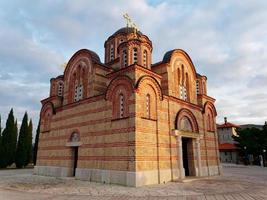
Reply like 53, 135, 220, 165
0, 0, 267, 135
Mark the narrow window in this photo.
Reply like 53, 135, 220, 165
180, 85, 187, 101
57, 82, 63, 97
119, 94, 124, 118
74, 83, 79, 102
146, 94, 150, 118
110, 44, 114, 61
78, 84, 83, 100
133, 48, 138, 64
74, 83, 83, 102
143, 50, 147, 67
123, 50, 127, 68
196, 80, 200, 95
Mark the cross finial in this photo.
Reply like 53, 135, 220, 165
123, 13, 131, 27
123, 13, 139, 34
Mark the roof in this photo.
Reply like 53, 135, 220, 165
219, 143, 237, 150
162, 49, 176, 63
112, 27, 143, 36
217, 122, 240, 129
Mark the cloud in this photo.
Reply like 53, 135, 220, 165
0, 0, 267, 137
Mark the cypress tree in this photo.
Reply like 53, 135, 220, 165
1, 109, 17, 167
26, 119, 33, 165
0, 114, 4, 168
33, 120, 40, 165
15, 112, 28, 168
0, 115, 2, 134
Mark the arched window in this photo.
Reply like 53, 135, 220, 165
207, 114, 211, 131
119, 94, 124, 118
207, 112, 214, 131
143, 50, 147, 67
196, 80, 200, 95
133, 48, 138, 64
180, 85, 187, 101
43, 109, 52, 132
146, 94, 150, 118
74, 82, 83, 102
122, 50, 127, 68
179, 65, 187, 101
57, 82, 63, 97
110, 44, 114, 61
185, 73, 190, 101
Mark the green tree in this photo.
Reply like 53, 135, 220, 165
233, 123, 267, 162
26, 119, 33, 165
15, 112, 28, 168
1, 109, 17, 167
0, 114, 4, 168
33, 120, 40, 165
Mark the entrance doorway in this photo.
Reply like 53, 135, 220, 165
72, 147, 78, 176
182, 137, 195, 176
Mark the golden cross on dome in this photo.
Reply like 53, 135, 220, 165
123, 13, 139, 34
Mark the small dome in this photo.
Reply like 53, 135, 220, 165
88, 50, 101, 63
112, 27, 143, 36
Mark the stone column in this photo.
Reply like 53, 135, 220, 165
176, 135, 185, 179
196, 138, 202, 177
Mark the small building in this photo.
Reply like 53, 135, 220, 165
35, 26, 221, 186
217, 117, 240, 163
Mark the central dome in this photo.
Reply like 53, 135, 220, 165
112, 27, 143, 36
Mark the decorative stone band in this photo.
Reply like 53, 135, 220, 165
65, 141, 82, 147
171, 129, 202, 139
34, 165, 219, 186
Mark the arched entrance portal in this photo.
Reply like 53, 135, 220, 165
66, 132, 81, 177
173, 109, 201, 179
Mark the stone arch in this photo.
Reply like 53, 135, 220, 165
40, 102, 55, 132
64, 49, 100, 103
105, 75, 134, 118
175, 108, 199, 133
162, 49, 197, 77
135, 75, 163, 101
203, 101, 217, 116
203, 101, 217, 132
105, 75, 134, 101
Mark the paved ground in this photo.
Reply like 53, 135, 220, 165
0, 164, 266, 200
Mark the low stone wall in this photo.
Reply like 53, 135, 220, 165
34, 166, 73, 177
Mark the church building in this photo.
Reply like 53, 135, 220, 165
34, 26, 220, 186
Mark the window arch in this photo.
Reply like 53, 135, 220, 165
146, 94, 151, 118
143, 50, 147, 67
122, 50, 127, 68
72, 66, 84, 102
196, 80, 200, 95
175, 108, 199, 133
110, 44, 114, 61
207, 109, 215, 132
132, 48, 138, 64
57, 82, 63, 97
43, 109, 52, 132
119, 93, 124, 118
185, 73, 190, 101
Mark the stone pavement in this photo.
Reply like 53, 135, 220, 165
0, 164, 266, 200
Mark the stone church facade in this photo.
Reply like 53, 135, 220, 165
34, 27, 220, 186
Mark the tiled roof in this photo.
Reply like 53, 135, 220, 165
217, 122, 240, 129
219, 143, 237, 150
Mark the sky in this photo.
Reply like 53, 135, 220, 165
0, 0, 267, 135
